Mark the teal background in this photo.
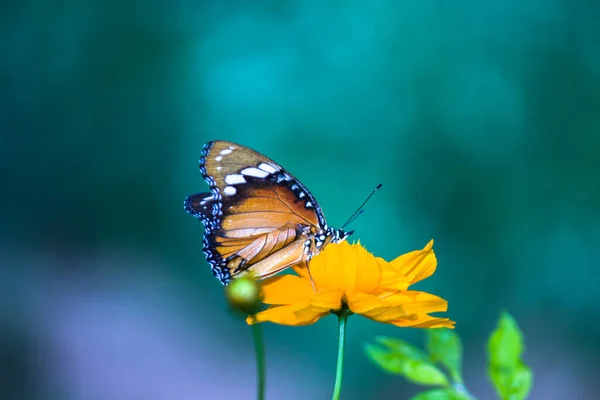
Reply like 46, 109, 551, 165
2, 1, 599, 399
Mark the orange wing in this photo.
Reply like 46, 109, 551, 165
184, 141, 331, 284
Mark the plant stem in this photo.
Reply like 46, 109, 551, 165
332, 310, 351, 400
251, 319, 265, 400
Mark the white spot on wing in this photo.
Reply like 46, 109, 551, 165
276, 173, 292, 183
306, 201, 312, 207
223, 186, 236, 195
299, 192, 305, 198
241, 167, 269, 178
220, 148, 233, 155
200, 195, 214, 205
225, 174, 246, 185
215, 155, 223, 162
258, 163, 278, 173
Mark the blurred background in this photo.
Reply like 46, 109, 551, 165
2, 0, 599, 399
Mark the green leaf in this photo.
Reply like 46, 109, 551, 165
426, 328, 463, 383
411, 387, 472, 400
487, 312, 523, 368
376, 336, 430, 361
487, 312, 533, 399
365, 342, 449, 386
489, 363, 533, 400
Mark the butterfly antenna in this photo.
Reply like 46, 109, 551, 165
341, 183, 382, 229
344, 209, 364, 228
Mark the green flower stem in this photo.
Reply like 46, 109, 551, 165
332, 309, 352, 400
251, 318, 265, 400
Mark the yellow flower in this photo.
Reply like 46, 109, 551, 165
246, 240, 454, 328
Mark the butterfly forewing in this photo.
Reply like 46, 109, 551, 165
184, 140, 350, 285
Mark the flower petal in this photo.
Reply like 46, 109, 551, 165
292, 307, 331, 325
388, 240, 437, 284
345, 292, 386, 315
383, 290, 448, 315
260, 274, 314, 305
291, 262, 310, 279
248, 304, 328, 326
311, 288, 344, 310
346, 292, 407, 322
377, 257, 411, 291
391, 314, 455, 329
310, 242, 381, 293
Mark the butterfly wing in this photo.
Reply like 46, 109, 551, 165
184, 140, 330, 284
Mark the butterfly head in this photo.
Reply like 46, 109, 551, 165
309, 227, 354, 261
328, 227, 354, 244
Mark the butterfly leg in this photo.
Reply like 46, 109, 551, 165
305, 264, 317, 292
304, 242, 318, 292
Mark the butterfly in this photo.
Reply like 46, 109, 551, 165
184, 140, 353, 285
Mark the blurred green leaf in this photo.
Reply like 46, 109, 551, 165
489, 363, 533, 400
426, 328, 463, 383
411, 387, 472, 400
488, 312, 524, 368
411, 388, 455, 400
376, 336, 430, 361
487, 312, 533, 399
365, 341, 449, 386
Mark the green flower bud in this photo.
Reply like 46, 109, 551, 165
225, 276, 263, 315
